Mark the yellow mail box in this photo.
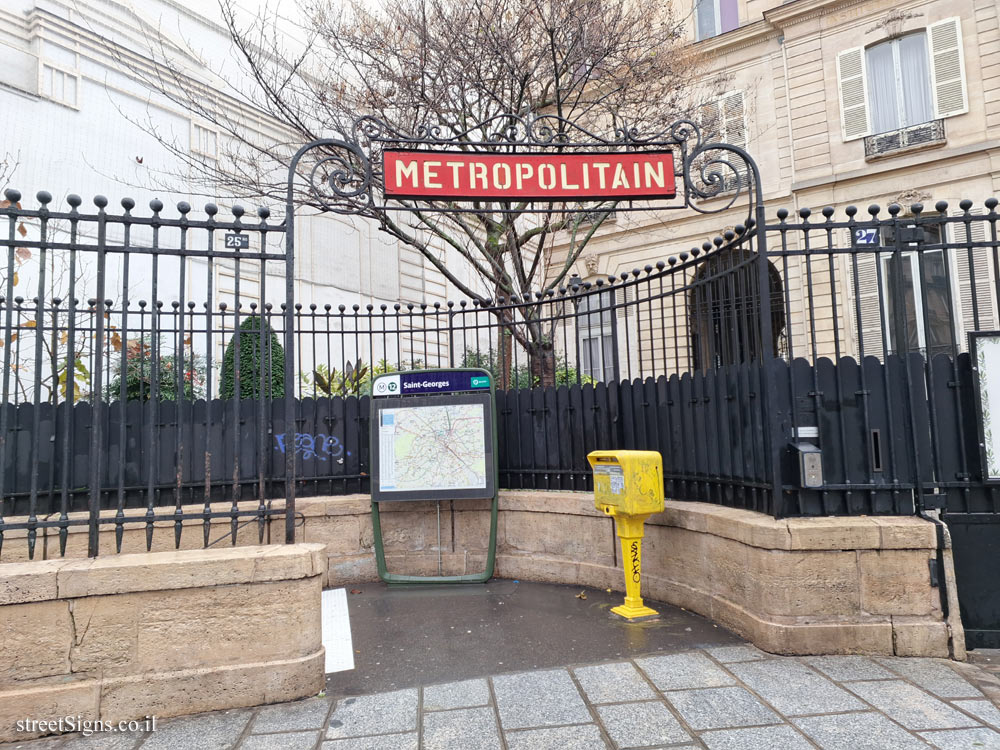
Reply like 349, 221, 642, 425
587, 450, 664, 517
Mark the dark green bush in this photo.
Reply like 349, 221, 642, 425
220, 315, 285, 399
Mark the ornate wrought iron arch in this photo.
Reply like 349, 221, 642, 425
284, 114, 764, 220
279, 115, 776, 529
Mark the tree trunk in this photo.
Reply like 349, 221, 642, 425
528, 340, 556, 387
493, 280, 513, 391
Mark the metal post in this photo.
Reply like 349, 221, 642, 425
284, 185, 297, 545
751, 182, 784, 518
88, 197, 109, 557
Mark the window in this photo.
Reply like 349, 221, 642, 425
577, 291, 617, 382
40, 64, 78, 108
837, 17, 968, 142
191, 122, 219, 159
866, 34, 933, 134
696, 91, 748, 192
695, 0, 738, 41
880, 224, 956, 357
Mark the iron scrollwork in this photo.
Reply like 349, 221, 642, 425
287, 114, 762, 220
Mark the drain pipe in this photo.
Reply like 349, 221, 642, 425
918, 506, 967, 660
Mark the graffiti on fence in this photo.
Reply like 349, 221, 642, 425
274, 432, 351, 461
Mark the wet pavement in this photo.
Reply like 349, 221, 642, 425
5, 582, 1000, 749
334, 580, 741, 695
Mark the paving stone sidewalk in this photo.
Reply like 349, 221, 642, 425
7, 647, 1000, 750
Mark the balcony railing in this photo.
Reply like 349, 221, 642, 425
865, 119, 946, 159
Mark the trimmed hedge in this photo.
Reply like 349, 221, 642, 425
220, 315, 285, 399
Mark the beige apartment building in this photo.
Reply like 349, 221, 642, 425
553, 0, 1000, 380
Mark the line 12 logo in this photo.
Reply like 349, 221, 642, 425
373, 375, 401, 396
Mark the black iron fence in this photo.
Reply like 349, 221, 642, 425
0, 189, 294, 559
3, 189, 1000, 560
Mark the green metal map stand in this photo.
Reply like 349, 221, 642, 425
369, 368, 499, 584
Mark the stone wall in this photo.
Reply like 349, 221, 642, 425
303, 492, 963, 660
0, 544, 326, 742
2, 492, 964, 664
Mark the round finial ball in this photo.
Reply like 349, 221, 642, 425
232, 205, 245, 218
177, 201, 191, 215
149, 199, 163, 212
960, 199, 973, 211
94, 195, 109, 209
888, 204, 901, 216
799, 207, 811, 219
867, 204, 881, 216
68, 194, 82, 208
36, 191, 52, 205
205, 203, 218, 216
120, 197, 134, 211
985, 197, 998, 210
845, 205, 858, 217
257, 206, 270, 219
822, 206, 834, 218
4, 188, 21, 203
935, 201, 949, 213
776, 208, 789, 220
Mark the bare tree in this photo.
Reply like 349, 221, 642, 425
0, 151, 18, 194
120, 0, 706, 384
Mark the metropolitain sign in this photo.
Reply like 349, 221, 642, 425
382, 150, 676, 202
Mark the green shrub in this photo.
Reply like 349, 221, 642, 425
460, 347, 595, 389
220, 315, 285, 399
107, 337, 206, 401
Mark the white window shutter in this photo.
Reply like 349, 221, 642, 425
850, 251, 885, 359
929, 17, 969, 119
837, 47, 870, 141
700, 99, 722, 141
616, 284, 634, 318
948, 209, 996, 344
722, 91, 747, 150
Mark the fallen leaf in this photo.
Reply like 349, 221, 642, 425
23, 320, 36, 328
15, 247, 30, 261
350, 589, 362, 594
17, 222, 27, 238
575, 591, 587, 600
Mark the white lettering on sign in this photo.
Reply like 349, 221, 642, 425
396, 160, 419, 188
383, 151, 676, 201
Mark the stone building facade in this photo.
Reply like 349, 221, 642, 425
552, 0, 1000, 377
